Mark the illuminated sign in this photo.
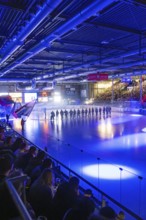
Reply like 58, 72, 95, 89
87, 73, 108, 81
24, 93, 37, 103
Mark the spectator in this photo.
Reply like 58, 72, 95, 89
0, 155, 14, 178
0, 127, 5, 147
88, 215, 103, 220
53, 176, 80, 220
99, 206, 116, 220
30, 157, 52, 184
11, 137, 24, 152
63, 189, 95, 220
25, 150, 46, 175
116, 211, 125, 220
29, 168, 54, 219
15, 141, 28, 158
14, 146, 37, 171
3, 136, 13, 147
0, 155, 20, 219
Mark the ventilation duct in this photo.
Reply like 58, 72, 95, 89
16, 79, 36, 91
0, 78, 30, 82
0, 0, 62, 65
42, 80, 56, 90
1, 0, 116, 76
35, 55, 146, 82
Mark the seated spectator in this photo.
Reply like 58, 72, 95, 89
88, 214, 106, 220
25, 150, 46, 176
30, 157, 52, 184
116, 211, 125, 220
84, 188, 93, 198
0, 155, 14, 179
15, 141, 28, 158
63, 189, 95, 220
0, 155, 20, 219
11, 137, 24, 152
14, 146, 37, 171
3, 136, 13, 147
89, 206, 116, 220
63, 208, 83, 220
29, 168, 54, 219
0, 147, 15, 165
99, 206, 116, 220
9, 168, 25, 195
0, 135, 14, 157
77, 189, 95, 217
0, 126, 4, 133
53, 176, 80, 220
0, 133, 5, 147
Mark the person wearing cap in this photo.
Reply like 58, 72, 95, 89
99, 206, 116, 220
116, 211, 125, 220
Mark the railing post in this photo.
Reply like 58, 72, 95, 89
97, 157, 101, 200
119, 167, 123, 204
139, 74, 143, 103
111, 78, 114, 103
138, 176, 143, 216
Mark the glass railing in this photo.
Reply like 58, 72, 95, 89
0, 120, 143, 220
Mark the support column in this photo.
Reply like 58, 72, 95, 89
86, 82, 89, 99
139, 74, 143, 103
111, 78, 114, 103
22, 93, 25, 104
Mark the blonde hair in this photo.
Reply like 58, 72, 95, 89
38, 168, 53, 186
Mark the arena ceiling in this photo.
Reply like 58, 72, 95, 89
0, 0, 146, 87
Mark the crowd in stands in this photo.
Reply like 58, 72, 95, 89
95, 79, 146, 102
0, 123, 125, 220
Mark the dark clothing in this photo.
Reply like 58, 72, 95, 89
29, 165, 43, 183
0, 175, 19, 220
53, 181, 79, 220
11, 138, 24, 152
25, 157, 43, 176
6, 114, 10, 123
21, 119, 26, 130
29, 180, 53, 219
63, 195, 95, 220
14, 152, 34, 171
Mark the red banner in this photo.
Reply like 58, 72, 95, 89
0, 95, 14, 106
87, 73, 108, 81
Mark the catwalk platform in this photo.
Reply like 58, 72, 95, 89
12, 110, 146, 220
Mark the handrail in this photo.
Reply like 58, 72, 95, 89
8, 175, 29, 183
11, 128, 143, 220
5, 179, 32, 220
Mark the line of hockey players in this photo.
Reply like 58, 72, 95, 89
50, 106, 111, 121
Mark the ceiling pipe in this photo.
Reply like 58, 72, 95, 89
111, 71, 146, 79
0, 0, 116, 76
105, 60, 146, 71
0, 78, 31, 82
0, 0, 62, 65
34, 52, 146, 82
16, 79, 36, 90
47, 64, 146, 82
0, 78, 54, 83
42, 81, 56, 90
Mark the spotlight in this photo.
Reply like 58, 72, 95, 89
82, 164, 138, 180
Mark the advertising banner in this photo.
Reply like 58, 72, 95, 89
87, 73, 108, 81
